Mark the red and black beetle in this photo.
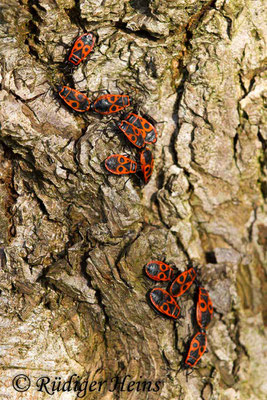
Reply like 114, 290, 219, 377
68, 32, 96, 66
144, 261, 175, 282
118, 120, 145, 149
124, 113, 157, 144
168, 267, 197, 298
58, 85, 90, 112
90, 94, 132, 115
139, 147, 154, 183
105, 154, 137, 175
184, 331, 207, 368
147, 288, 181, 320
178, 330, 208, 380
196, 287, 213, 331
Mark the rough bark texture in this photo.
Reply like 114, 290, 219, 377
0, 0, 266, 399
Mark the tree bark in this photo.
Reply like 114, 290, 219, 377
0, 0, 266, 399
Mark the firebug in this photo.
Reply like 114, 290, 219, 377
196, 287, 213, 331
118, 120, 145, 149
124, 113, 157, 144
144, 261, 175, 282
90, 94, 132, 115
105, 154, 137, 175
58, 86, 90, 112
68, 33, 96, 66
168, 267, 196, 298
184, 331, 207, 368
147, 288, 181, 320
139, 148, 154, 183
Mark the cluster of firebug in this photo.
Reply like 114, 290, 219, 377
55, 31, 214, 379
144, 260, 213, 377
56, 32, 157, 184
56, 31, 213, 377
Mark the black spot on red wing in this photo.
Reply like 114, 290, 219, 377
144, 122, 150, 129
163, 304, 168, 311
200, 301, 207, 310
181, 283, 190, 293
118, 166, 124, 172
82, 48, 90, 57
208, 303, 213, 313
110, 96, 115, 102
110, 105, 118, 112
71, 101, 78, 108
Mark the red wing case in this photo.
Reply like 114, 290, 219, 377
139, 148, 154, 183
145, 261, 175, 282
148, 288, 180, 319
119, 120, 145, 149
58, 86, 90, 112
91, 94, 131, 115
185, 331, 207, 367
105, 154, 137, 175
125, 113, 157, 144
68, 33, 96, 65
196, 287, 213, 331
169, 267, 196, 297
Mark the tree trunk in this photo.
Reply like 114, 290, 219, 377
0, 0, 266, 399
